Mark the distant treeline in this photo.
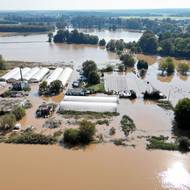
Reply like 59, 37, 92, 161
0, 24, 53, 33
54, 29, 99, 45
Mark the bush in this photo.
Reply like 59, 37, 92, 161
79, 120, 96, 144
64, 128, 80, 145
88, 71, 100, 85
102, 65, 113, 72
109, 127, 116, 135
6, 131, 56, 144
12, 106, 26, 120
178, 137, 190, 152
178, 62, 190, 75
118, 64, 125, 72
137, 59, 148, 70
63, 120, 96, 146
120, 115, 136, 136
0, 114, 16, 132
175, 98, 190, 130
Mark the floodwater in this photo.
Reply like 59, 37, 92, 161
0, 143, 189, 190
0, 29, 141, 64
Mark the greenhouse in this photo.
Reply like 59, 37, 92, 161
46, 67, 63, 85
0, 67, 20, 81
23, 67, 40, 81
59, 101, 118, 113
30, 67, 49, 83
63, 96, 119, 103
58, 67, 73, 87
7, 67, 31, 82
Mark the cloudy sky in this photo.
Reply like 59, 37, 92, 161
0, 0, 190, 10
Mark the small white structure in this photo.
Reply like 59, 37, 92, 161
30, 67, 49, 83
46, 67, 63, 85
9, 67, 31, 81
59, 101, 117, 113
23, 67, 40, 81
64, 96, 119, 103
0, 67, 20, 81
58, 67, 73, 87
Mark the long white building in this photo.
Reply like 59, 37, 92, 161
8, 67, 31, 81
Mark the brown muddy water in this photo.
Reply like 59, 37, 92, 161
0, 29, 141, 64
0, 143, 189, 190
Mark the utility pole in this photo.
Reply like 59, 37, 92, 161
19, 66, 23, 81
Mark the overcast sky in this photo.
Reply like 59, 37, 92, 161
0, 0, 190, 10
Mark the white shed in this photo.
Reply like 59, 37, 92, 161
0, 67, 20, 81
63, 96, 119, 103
30, 67, 49, 83
59, 101, 117, 113
58, 67, 73, 87
23, 67, 40, 81
46, 67, 63, 85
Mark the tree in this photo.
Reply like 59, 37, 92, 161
175, 98, 190, 130
120, 54, 135, 68
79, 120, 96, 144
48, 32, 53, 43
138, 31, 158, 54
12, 106, 26, 120
0, 55, 6, 70
178, 63, 190, 75
178, 137, 190, 152
118, 64, 125, 72
82, 60, 97, 77
64, 128, 80, 145
99, 39, 106, 46
0, 114, 16, 132
159, 57, 175, 75
88, 71, 100, 84
137, 59, 148, 70
39, 81, 48, 95
49, 80, 63, 95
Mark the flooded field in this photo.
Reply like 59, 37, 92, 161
0, 143, 189, 190
0, 29, 141, 64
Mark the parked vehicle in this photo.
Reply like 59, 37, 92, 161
72, 81, 80, 88
119, 90, 137, 99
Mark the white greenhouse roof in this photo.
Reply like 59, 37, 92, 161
30, 67, 49, 82
46, 67, 63, 85
10, 67, 31, 81
64, 96, 118, 103
58, 67, 73, 87
59, 101, 117, 113
23, 67, 40, 81
0, 67, 20, 81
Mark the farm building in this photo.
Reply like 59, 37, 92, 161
46, 67, 63, 85
58, 67, 73, 87
30, 67, 49, 83
0, 67, 20, 81
59, 101, 117, 113
64, 96, 119, 103
23, 67, 40, 81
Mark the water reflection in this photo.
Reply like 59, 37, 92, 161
160, 162, 190, 190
